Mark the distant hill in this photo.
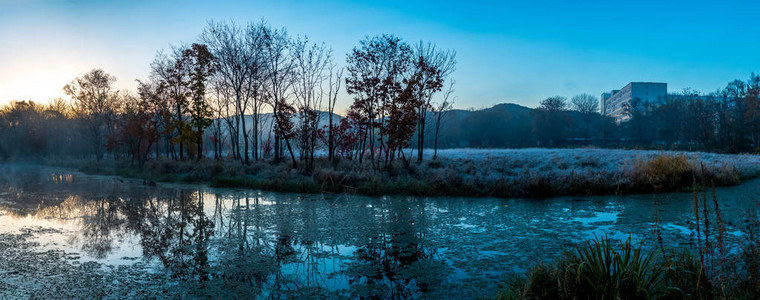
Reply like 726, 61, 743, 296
209, 110, 343, 141
208, 102, 594, 149
492, 103, 533, 112
428, 103, 533, 148
424, 102, 593, 148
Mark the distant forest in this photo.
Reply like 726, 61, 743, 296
0, 20, 759, 169
434, 73, 760, 153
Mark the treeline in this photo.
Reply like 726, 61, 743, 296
427, 74, 760, 153
0, 20, 456, 169
625, 75, 760, 152
2, 19, 759, 165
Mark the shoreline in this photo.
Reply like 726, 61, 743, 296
34, 149, 760, 199
1, 156, 759, 299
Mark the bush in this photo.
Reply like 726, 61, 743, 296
568, 236, 667, 299
500, 236, 670, 300
632, 153, 695, 192
208, 163, 224, 178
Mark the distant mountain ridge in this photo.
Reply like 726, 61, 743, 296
210, 102, 592, 149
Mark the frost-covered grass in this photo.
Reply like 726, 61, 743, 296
411, 148, 759, 197
49, 148, 760, 198
426, 148, 760, 178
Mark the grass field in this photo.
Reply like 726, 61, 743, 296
50, 148, 760, 198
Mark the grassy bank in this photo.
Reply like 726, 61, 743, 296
45, 149, 760, 198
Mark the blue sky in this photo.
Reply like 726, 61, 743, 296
1, 0, 759, 111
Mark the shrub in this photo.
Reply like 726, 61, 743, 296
427, 160, 443, 169
567, 236, 667, 299
632, 153, 695, 192
711, 163, 741, 186
500, 236, 669, 300
208, 163, 224, 178
661, 249, 705, 299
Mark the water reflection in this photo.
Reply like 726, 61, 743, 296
138, 191, 213, 279
0, 168, 449, 297
347, 199, 448, 298
0, 165, 758, 298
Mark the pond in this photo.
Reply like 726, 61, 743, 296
0, 164, 757, 299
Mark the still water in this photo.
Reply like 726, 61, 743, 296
0, 164, 757, 298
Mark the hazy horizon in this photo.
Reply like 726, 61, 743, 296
1, 0, 759, 111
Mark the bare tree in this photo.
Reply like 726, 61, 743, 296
411, 41, 456, 162
242, 22, 269, 161
326, 64, 343, 164
117, 90, 153, 167
571, 93, 599, 144
150, 48, 189, 160
209, 78, 233, 160
540, 96, 569, 112
135, 77, 172, 163
292, 37, 331, 171
202, 21, 264, 165
433, 81, 455, 160
213, 77, 241, 160
262, 25, 298, 167
48, 97, 74, 118
63, 69, 117, 161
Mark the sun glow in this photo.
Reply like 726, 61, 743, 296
0, 69, 80, 105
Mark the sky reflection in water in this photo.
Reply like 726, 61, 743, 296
0, 165, 757, 298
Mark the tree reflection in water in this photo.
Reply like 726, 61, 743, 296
136, 190, 213, 279
0, 167, 452, 298
79, 195, 123, 258
133, 190, 278, 297
347, 199, 450, 299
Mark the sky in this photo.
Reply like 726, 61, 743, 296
1, 0, 759, 111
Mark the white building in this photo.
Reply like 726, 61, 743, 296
601, 82, 667, 122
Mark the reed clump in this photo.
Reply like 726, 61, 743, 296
496, 172, 760, 299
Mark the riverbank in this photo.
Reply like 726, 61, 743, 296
46, 148, 760, 198
1, 163, 758, 298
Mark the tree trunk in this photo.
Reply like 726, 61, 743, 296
285, 135, 297, 168
234, 113, 241, 161
328, 111, 334, 163
238, 96, 249, 165
197, 135, 203, 161
273, 102, 281, 163
417, 108, 425, 162
434, 121, 440, 160
252, 104, 259, 161
214, 135, 219, 160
